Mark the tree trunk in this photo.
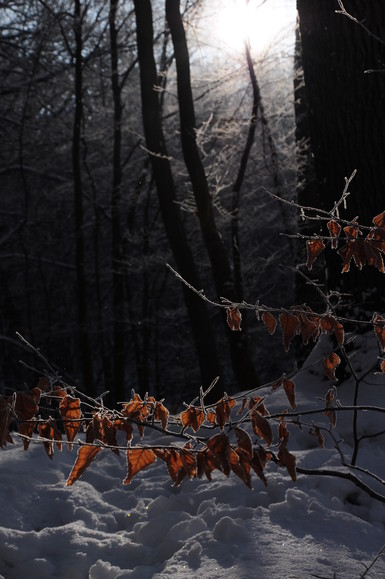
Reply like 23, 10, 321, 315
109, 0, 126, 401
133, 0, 222, 397
297, 0, 385, 308
165, 0, 258, 391
73, 0, 94, 396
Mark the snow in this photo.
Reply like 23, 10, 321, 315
1, 333, 385, 578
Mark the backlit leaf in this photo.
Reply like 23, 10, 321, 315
215, 396, 236, 430
207, 432, 231, 476
154, 402, 169, 430
282, 378, 296, 409
279, 311, 300, 352
250, 450, 268, 487
251, 412, 272, 446
226, 307, 242, 331
306, 238, 325, 270
320, 315, 344, 345
180, 406, 205, 432
327, 219, 341, 249
124, 448, 156, 485
59, 396, 82, 450
278, 443, 296, 481
261, 312, 277, 335
229, 447, 251, 488
154, 448, 185, 485
234, 427, 252, 457
322, 353, 341, 382
66, 445, 101, 486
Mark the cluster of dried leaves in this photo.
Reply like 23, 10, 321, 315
0, 344, 347, 491
227, 303, 385, 359
306, 211, 385, 273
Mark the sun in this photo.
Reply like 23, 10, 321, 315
212, 0, 295, 54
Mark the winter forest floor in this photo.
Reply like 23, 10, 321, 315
1, 333, 385, 579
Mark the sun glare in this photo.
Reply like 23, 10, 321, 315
213, 0, 295, 54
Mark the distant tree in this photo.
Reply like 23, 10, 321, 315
133, 0, 223, 396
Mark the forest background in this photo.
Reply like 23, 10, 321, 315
1, 0, 384, 406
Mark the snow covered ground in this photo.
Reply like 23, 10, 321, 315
1, 333, 385, 578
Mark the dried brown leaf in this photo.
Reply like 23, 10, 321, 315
278, 443, 297, 481
234, 427, 252, 458
59, 396, 82, 450
261, 312, 277, 335
124, 448, 156, 485
282, 378, 296, 409
327, 219, 342, 249
180, 406, 205, 432
226, 307, 242, 331
306, 238, 325, 270
322, 353, 341, 382
251, 412, 272, 446
215, 396, 236, 430
279, 311, 300, 352
66, 445, 101, 486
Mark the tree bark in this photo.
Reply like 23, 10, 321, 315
165, 0, 258, 391
133, 0, 222, 397
73, 0, 94, 396
109, 0, 126, 401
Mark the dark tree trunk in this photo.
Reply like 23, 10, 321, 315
165, 0, 258, 391
297, 0, 385, 308
133, 0, 222, 397
109, 0, 126, 402
73, 0, 94, 396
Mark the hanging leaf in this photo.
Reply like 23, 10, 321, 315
215, 396, 236, 430
297, 307, 320, 345
206, 432, 231, 476
154, 402, 169, 430
278, 443, 297, 481
282, 378, 296, 409
226, 307, 242, 331
124, 448, 156, 485
13, 391, 40, 450
66, 445, 101, 486
115, 418, 133, 442
59, 396, 82, 450
320, 314, 344, 346
197, 449, 220, 481
324, 388, 337, 427
180, 406, 205, 432
279, 311, 300, 352
38, 420, 55, 459
251, 412, 272, 446
322, 353, 341, 382
306, 238, 325, 270
248, 396, 269, 416
278, 420, 290, 445
229, 447, 251, 488
154, 448, 185, 485
261, 312, 277, 335
250, 450, 268, 487
327, 219, 341, 249
234, 427, 252, 457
